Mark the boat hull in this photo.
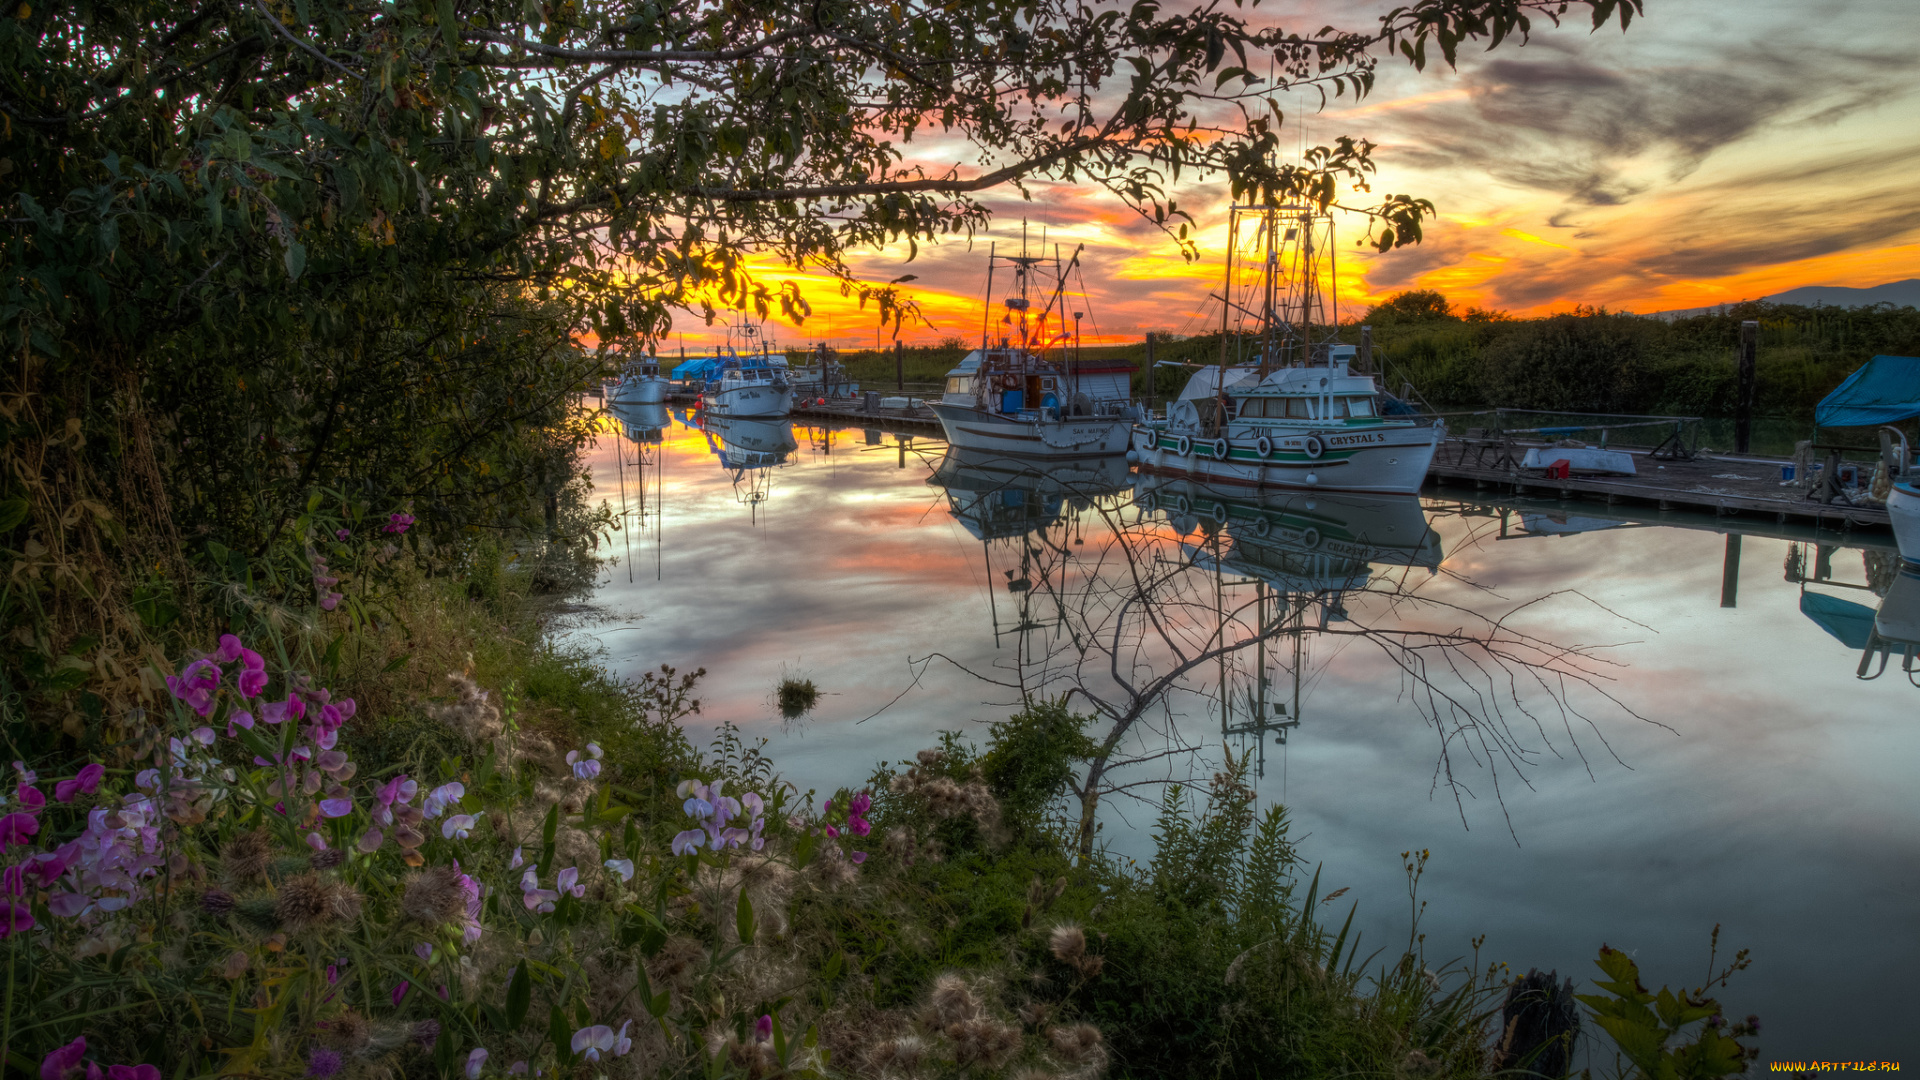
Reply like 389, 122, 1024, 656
1130, 423, 1442, 495
608, 376, 669, 405
1890, 482, 1920, 565
705, 383, 793, 418
929, 403, 1132, 457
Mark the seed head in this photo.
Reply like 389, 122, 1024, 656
928, 973, 982, 1025
225, 829, 273, 882
200, 888, 236, 916
1047, 1023, 1103, 1065
402, 865, 469, 926
1049, 924, 1086, 962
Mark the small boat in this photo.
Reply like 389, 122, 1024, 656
607, 356, 670, 404
927, 447, 1134, 540
1889, 480, 1920, 565
1131, 202, 1443, 494
606, 400, 671, 442
928, 231, 1137, 458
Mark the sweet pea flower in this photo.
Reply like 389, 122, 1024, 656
356, 827, 385, 853
754, 1014, 773, 1043
441, 813, 482, 841
555, 867, 583, 899
259, 698, 304, 725
1, 899, 33, 937
465, 1048, 488, 1079
508, 1064, 527, 1076
39, 1036, 86, 1080
336, 528, 352, 542
670, 829, 705, 856
613, 1021, 632, 1057
373, 775, 418, 826
106, 1066, 160, 1080
603, 858, 634, 883
570, 1026, 620, 1063
391, 981, 410, 1006
422, 782, 465, 820
384, 512, 416, 535
851, 851, 867, 864
849, 791, 872, 816
508, 846, 524, 870
225, 710, 256, 737
14, 783, 46, 815
54, 764, 106, 804
519, 867, 558, 913
0, 812, 39, 851
565, 743, 603, 781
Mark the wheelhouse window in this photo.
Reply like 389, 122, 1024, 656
946, 377, 971, 395
1285, 398, 1312, 419
1345, 396, 1376, 418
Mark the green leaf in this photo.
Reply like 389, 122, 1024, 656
793, 831, 816, 869
548, 1004, 573, 1061
505, 964, 531, 1028
735, 888, 756, 946
284, 241, 306, 280
381, 652, 413, 673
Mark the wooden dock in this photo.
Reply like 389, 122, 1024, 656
789, 400, 946, 435
1426, 443, 1890, 531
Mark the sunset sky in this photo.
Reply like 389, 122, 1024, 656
666, 0, 1920, 350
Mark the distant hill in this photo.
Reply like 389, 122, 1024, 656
1650, 278, 1920, 319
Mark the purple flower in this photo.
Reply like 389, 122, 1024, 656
53, 764, 106, 803
237, 667, 269, 699
441, 813, 481, 841
421, 782, 465, 820
603, 858, 634, 883
39, 1036, 85, 1080
335, 529, 351, 542
570, 1025, 625, 1063
384, 512, 416, 535
849, 791, 872, 816
824, 825, 839, 840
106, 1066, 161, 1080
566, 743, 602, 781
670, 830, 705, 856
849, 817, 872, 837
391, 981, 410, 1006
319, 593, 342, 612
555, 867, 583, 898
851, 851, 867, 865
754, 1015, 773, 1043
1, 899, 34, 937
0, 812, 39, 851
305, 832, 328, 852
520, 867, 558, 913
465, 1048, 488, 1079
307, 1049, 344, 1079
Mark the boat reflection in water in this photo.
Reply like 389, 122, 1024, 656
698, 411, 798, 521
926, 447, 1134, 655
1134, 475, 1442, 773
1862, 563, 1920, 683
604, 400, 673, 581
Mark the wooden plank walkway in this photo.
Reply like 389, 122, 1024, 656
790, 400, 945, 435
1428, 443, 1890, 530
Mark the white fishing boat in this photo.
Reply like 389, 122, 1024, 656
607, 399, 671, 442
701, 352, 793, 419
928, 232, 1137, 458
1131, 202, 1442, 494
1889, 480, 1920, 565
607, 356, 670, 404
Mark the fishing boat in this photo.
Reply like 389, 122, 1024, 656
1130, 202, 1443, 494
607, 399, 671, 442
929, 232, 1137, 458
607, 355, 670, 404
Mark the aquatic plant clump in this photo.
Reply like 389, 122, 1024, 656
776, 676, 821, 719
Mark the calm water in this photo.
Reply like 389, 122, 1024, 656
567, 405, 1920, 1060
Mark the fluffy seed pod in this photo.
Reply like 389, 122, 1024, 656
310, 848, 345, 871
867, 1036, 929, 1073
1047, 1023, 1103, 1065
223, 830, 273, 882
928, 973, 982, 1025
321, 1012, 372, 1053
276, 873, 331, 929
200, 888, 236, 916
1049, 924, 1087, 963
402, 865, 468, 926
948, 1019, 1020, 1068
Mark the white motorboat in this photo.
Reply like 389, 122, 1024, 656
607, 400, 670, 443
928, 233, 1137, 458
1889, 479, 1920, 565
607, 356, 670, 404
1130, 203, 1442, 494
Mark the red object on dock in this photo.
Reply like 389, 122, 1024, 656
1545, 459, 1571, 480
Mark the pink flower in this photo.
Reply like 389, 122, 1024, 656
15, 783, 46, 815
320, 593, 342, 612
336, 529, 352, 542
215, 634, 245, 663
422, 782, 465, 820
849, 791, 872, 816
107, 1065, 160, 1080
824, 826, 839, 839
237, 668, 268, 699
0, 812, 39, 851
851, 851, 867, 865
391, 981, 410, 1006
51, 764, 105, 804
383, 512, 416, 535
754, 1015, 773, 1043
39, 1036, 86, 1080
0, 899, 33, 937
555, 867, 583, 898
305, 832, 328, 851
441, 813, 481, 840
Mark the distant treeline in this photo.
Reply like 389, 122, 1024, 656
819, 290, 1920, 425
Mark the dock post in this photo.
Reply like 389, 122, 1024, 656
1720, 534, 1742, 608
1735, 320, 1758, 453
1360, 324, 1373, 376
1144, 332, 1156, 417
895, 340, 904, 392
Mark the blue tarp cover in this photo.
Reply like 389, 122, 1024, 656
671, 356, 725, 381
1814, 354, 1920, 428
1799, 590, 1876, 650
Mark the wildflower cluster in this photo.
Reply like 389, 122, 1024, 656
670, 778, 765, 855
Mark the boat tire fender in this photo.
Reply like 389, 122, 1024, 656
1176, 434, 1193, 457
1210, 502, 1229, 524
1211, 437, 1230, 460
1173, 494, 1192, 515
1255, 435, 1273, 458
1299, 527, 1321, 550
1302, 434, 1325, 460
1134, 428, 1156, 453
1251, 516, 1272, 539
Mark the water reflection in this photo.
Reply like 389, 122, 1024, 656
576, 418, 1920, 1056
696, 414, 798, 520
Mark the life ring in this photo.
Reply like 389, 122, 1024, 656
1251, 516, 1272, 539
1134, 428, 1155, 453
1173, 494, 1192, 515
1176, 434, 1192, 457
1255, 435, 1273, 458
1211, 437, 1230, 460
1298, 527, 1322, 550
1209, 502, 1229, 523
998, 373, 1019, 390
1301, 434, 1325, 460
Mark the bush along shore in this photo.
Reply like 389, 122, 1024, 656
0, 555, 1772, 1080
